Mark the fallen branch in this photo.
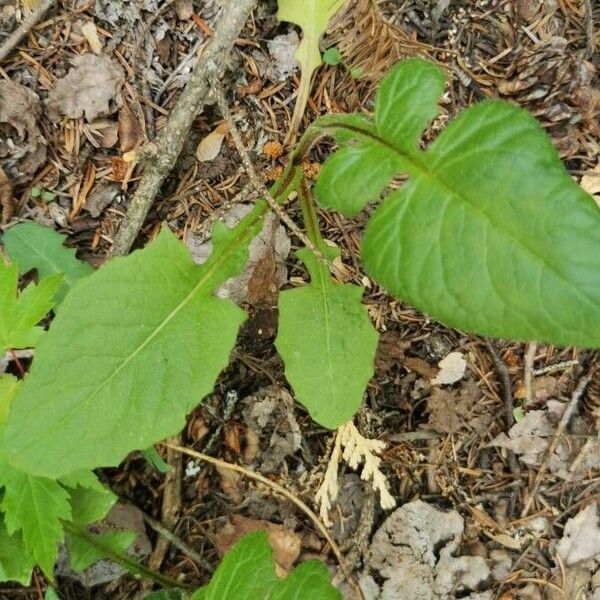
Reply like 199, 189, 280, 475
111, 0, 258, 256
0, 0, 55, 63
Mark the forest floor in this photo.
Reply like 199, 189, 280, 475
1, 0, 600, 599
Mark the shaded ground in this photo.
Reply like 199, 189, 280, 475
1, 0, 599, 598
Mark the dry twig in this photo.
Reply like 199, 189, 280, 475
111, 0, 258, 256
0, 0, 55, 63
208, 75, 329, 264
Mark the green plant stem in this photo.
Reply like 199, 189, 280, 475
298, 178, 327, 253
63, 522, 185, 589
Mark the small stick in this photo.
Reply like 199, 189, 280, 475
524, 342, 537, 408
142, 511, 213, 574
209, 75, 329, 265
583, 0, 595, 59
163, 442, 365, 600
521, 376, 591, 517
484, 339, 520, 475
111, 0, 258, 256
0, 0, 55, 63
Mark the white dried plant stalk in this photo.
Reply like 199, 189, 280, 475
316, 420, 396, 526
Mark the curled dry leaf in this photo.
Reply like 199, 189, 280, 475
46, 54, 124, 122
215, 514, 301, 573
196, 122, 228, 162
0, 80, 46, 183
216, 465, 243, 504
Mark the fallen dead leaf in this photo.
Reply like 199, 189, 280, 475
426, 381, 487, 434
404, 355, 438, 379
46, 54, 124, 122
173, 0, 193, 20
196, 122, 228, 162
0, 80, 46, 183
84, 184, 119, 217
265, 31, 300, 81
556, 503, 600, 565
215, 514, 301, 572
89, 119, 119, 148
118, 99, 144, 153
431, 351, 467, 385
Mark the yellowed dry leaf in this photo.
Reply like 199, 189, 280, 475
81, 21, 103, 54
196, 123, 228, 162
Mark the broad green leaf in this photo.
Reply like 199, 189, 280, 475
314, 59, 600, 347
192, 531, 341, 600
67, 529, 136, 572
6, 210, 263, 478
0, 517, 34, 585
2, 222, 94, 303
0, 460, 71, 574
0, 258, 61, 353
277, 0, 347, 81
45, 588, 60, 600
275, 248, 378, 428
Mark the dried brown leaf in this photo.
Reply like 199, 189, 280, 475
215, 514, 301, 572
195, 123, 228, 162
0, 80, 46, 183
81, 21, 103, 54
46, 54, 124, 122
216, 465, 243, 504
118, 99, 144, 153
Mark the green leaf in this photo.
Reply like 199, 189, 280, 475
142, 446, 171, 473
3, 222, 94, 303
314, 59, 600, 347
0, 257, 61, 353
0, 460, 71, 574
67, 529, 136, 572
192, 531, 341, 600
44, 588, 60, 600
6, 210, 263, 478
275, 248, 378, 428
278, 0, 346, 78
0, 517, 34, 585
0, 374, 71, 578
61, 472, 116, 526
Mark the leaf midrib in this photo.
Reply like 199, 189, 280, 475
332, 121, 598, 313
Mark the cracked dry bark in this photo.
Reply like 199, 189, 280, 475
111, 0, 258, 257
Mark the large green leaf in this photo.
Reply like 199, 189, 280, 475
275, 248, 378, 428
315, 59, 600, 347
192, 531, 341, 600
2, 222, 94, 303
0, 257, 61, 353
6, 211, 262, 478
